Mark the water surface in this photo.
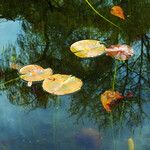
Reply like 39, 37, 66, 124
0, 0, 150, 150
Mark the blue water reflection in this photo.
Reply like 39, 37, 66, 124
0, 20, 20, 51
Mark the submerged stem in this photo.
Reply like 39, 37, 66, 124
0, 75, 25, 87
112, 60, 118, 90
124, 61, 133, 72
85, 0, 121, 29
0, 76, 21, 87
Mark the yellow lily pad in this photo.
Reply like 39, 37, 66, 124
19, 65, 44, 74
70, 40, 106, 58
42, 74, 83, 95
19, 65, 53, 86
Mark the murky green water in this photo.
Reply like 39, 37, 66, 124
0, 0, 150, 150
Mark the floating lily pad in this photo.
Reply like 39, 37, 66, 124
19, 65, 44, 74
42, 74, 83, 95
70, 40, 106, 58
19, 65, 53, 87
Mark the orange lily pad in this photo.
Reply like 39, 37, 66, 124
110, 6, 125, 20
100, 90, 123, 112
19, 65, 53, 87
70, 40, 106, 58
42, 74, 83, 95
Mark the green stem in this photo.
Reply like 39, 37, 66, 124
0, 76, 20, 87
56, 96, 61, 109
85, 0, 121, 29
124, 61, 133, 72
112, 60, 118, 90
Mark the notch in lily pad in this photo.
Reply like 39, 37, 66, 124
70, 40, 106, 58
42, 74, 83, 95
19, 65, 53, 87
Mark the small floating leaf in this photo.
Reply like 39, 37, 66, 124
110, 6, 125, 20
128, 138, 134, 150
70, 40, 106, 58
19, 65, 53, 86
42, 74, 83, 95
100, 90, 123, 112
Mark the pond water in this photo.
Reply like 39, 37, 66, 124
0, 0, 150, 150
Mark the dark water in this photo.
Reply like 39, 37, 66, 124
0, 0, 150, 150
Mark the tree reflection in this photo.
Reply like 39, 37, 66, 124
69, 35, 150, 130
0, 0, 149, 132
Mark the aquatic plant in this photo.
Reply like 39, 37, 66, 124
70, 39, 134, 112
1, 38, 134, 103
85, 0, 121, 29
19, 65, 83, 95
0, 64, 83, 96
